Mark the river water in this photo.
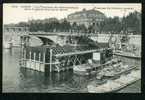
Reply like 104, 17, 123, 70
2, 47, 141, 93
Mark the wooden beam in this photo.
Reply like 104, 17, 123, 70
38, 53, 41, 71
50, 49, 53, 72
55, 49, 102, 57
75, 55, 82, 65
29, 51, 32, 69
33, 52, 36, 70
43, 52, 46, 72
24, 49, 26, 67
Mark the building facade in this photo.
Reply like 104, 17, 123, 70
67, 8, 106, 28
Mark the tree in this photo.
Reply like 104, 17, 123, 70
122, 11, 141, 34
78, 24, 87, 33
71, 22, 78, 33
60, 20, 71, 32
102, 17, 122, 34
17, 22, 29, 27
88, 25, 93, 33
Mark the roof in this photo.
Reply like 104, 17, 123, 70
70, 9, 104, 16
25, 44, 100, 56
52, 45, 98, 55
68, 9, 106, 18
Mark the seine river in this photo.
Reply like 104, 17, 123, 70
2, 47, 141, 93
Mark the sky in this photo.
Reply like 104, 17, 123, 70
3, 3, 141, 24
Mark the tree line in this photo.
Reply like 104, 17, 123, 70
15, 11, 141, 35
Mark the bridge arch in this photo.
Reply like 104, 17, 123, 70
29, 35, 57, 46
37, 36, 55, 45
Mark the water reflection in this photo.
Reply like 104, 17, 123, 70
18, 67, 92, 92
3, 48, 13, 56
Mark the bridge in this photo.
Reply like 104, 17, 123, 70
4, 26, 141, 49
27, 32, 102, 45
3, 25, 111, 45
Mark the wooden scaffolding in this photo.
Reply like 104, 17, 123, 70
19, 33, 113, 73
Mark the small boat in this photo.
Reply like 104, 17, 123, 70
73, 64, 92, 75
87, 69, 141, 93
96, 61, 123, 79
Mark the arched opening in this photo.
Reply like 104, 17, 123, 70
37, 36, 56, 46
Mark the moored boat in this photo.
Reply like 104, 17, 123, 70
73, 58, 122, 76
96, 59, 139, 80
73, 64, 92, 75
87, 69, 141, 93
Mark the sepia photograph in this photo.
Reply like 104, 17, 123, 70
3, 3, 141, 93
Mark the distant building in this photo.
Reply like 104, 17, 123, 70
3, 25, 29, 32
3, 25, 29, 47
67, 8, 106, 28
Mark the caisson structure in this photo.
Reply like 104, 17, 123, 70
20, 32, 113, 73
